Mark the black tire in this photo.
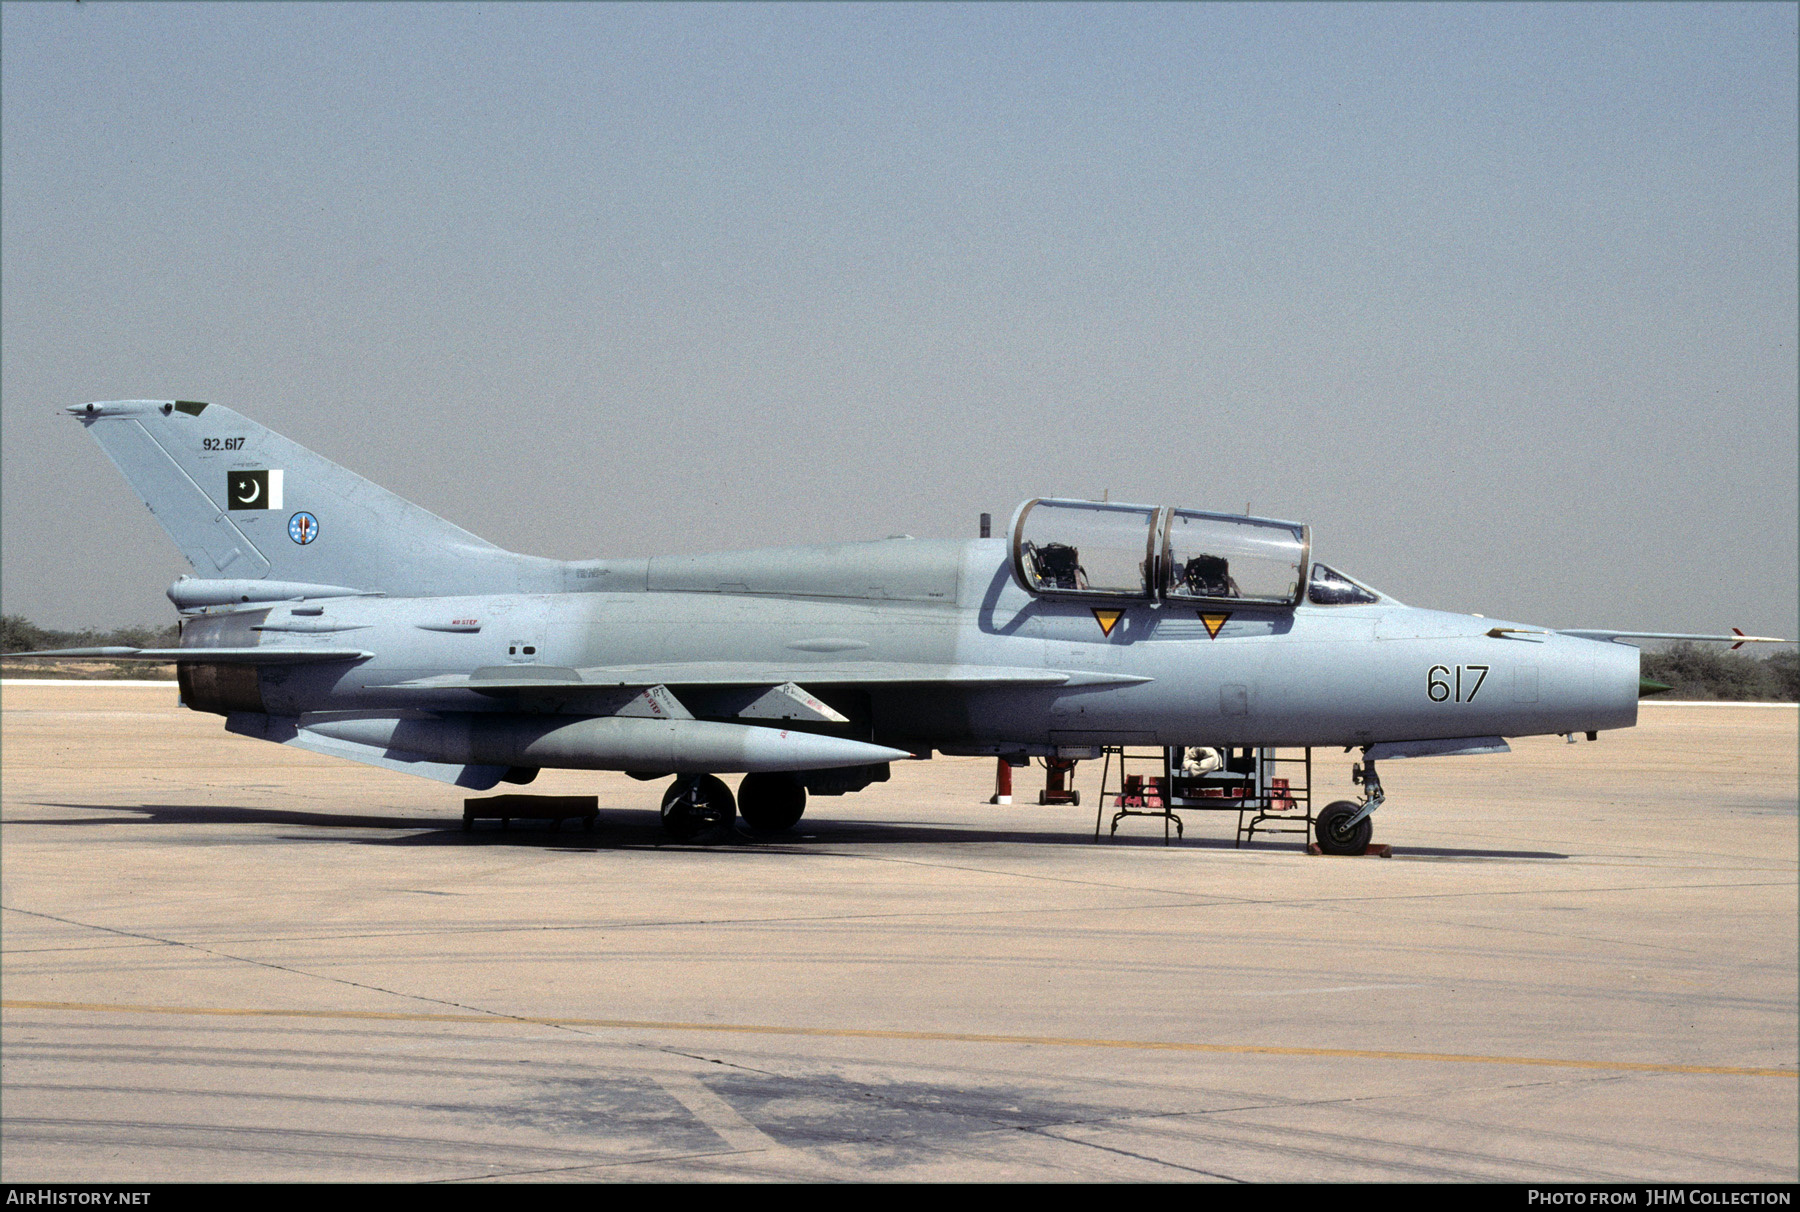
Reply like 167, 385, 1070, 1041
661, 775, 737, 842
738, 772, 807, 834
1315, 800, 1372, 856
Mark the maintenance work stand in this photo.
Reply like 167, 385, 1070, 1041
1095, 746, 1314, 847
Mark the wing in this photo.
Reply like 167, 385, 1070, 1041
8, 646, 372, 664
374, 660, 1146, 692
370, 660, 1152, 725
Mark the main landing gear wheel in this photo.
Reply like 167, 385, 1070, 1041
1315, 800, 1373, 856
661, 775, 736, 843
737, 772, 807, 835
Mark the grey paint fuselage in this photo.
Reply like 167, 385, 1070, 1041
218, 536, 1639, 753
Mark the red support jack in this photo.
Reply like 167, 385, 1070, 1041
1039, 757, 1081, 806
989, 757, 1013, 805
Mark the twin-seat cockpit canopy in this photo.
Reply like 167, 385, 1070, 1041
1011, 498, 1378, 609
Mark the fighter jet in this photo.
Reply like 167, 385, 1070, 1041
22, 400, 1784, 851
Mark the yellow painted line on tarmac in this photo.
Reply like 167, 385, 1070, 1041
4, 999, 1794, 1079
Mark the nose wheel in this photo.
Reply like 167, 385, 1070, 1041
1314, 800, 1374, 855
661, 775, 736, 843
1315, 755, 1383, 855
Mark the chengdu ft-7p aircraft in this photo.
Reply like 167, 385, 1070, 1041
26, 400, 1782, 852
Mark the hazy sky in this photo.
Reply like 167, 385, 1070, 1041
4, 2, 1795, 637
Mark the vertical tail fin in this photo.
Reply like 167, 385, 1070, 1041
70, 400, 557, 597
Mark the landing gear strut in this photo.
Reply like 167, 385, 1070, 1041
661, 774, 736, 842
1315, 754, 1383, 856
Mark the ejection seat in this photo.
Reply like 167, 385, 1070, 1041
1023, 541, 1086, 591
1180, 554, 1240, 598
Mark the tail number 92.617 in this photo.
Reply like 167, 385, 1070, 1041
1428, 664, 1489, 703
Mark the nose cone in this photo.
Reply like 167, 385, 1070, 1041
1555, 633, 1642, 733
1639, 676, 1673, 698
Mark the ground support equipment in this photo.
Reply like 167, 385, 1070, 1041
1094, 747, 1184, 844
1095, 746, 1314, 847
463, 794, 599, 832
1039, 756, 1082, 806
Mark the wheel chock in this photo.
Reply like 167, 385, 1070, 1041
1307, 842, 1393, 857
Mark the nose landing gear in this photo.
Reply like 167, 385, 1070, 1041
1314, 755, 1384, 856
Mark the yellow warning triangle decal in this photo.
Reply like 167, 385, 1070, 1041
1091, 608, 1123, 637
1199, 611, 1231, 639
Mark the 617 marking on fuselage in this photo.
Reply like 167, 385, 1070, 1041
1428, 664, 1489, 703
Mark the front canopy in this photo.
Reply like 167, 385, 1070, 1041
1011, 499, 1310, 608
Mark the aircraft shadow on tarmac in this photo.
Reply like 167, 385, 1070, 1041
25, 801, 1570, 860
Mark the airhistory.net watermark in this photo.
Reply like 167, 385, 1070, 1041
4, 1195, 149, 1207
